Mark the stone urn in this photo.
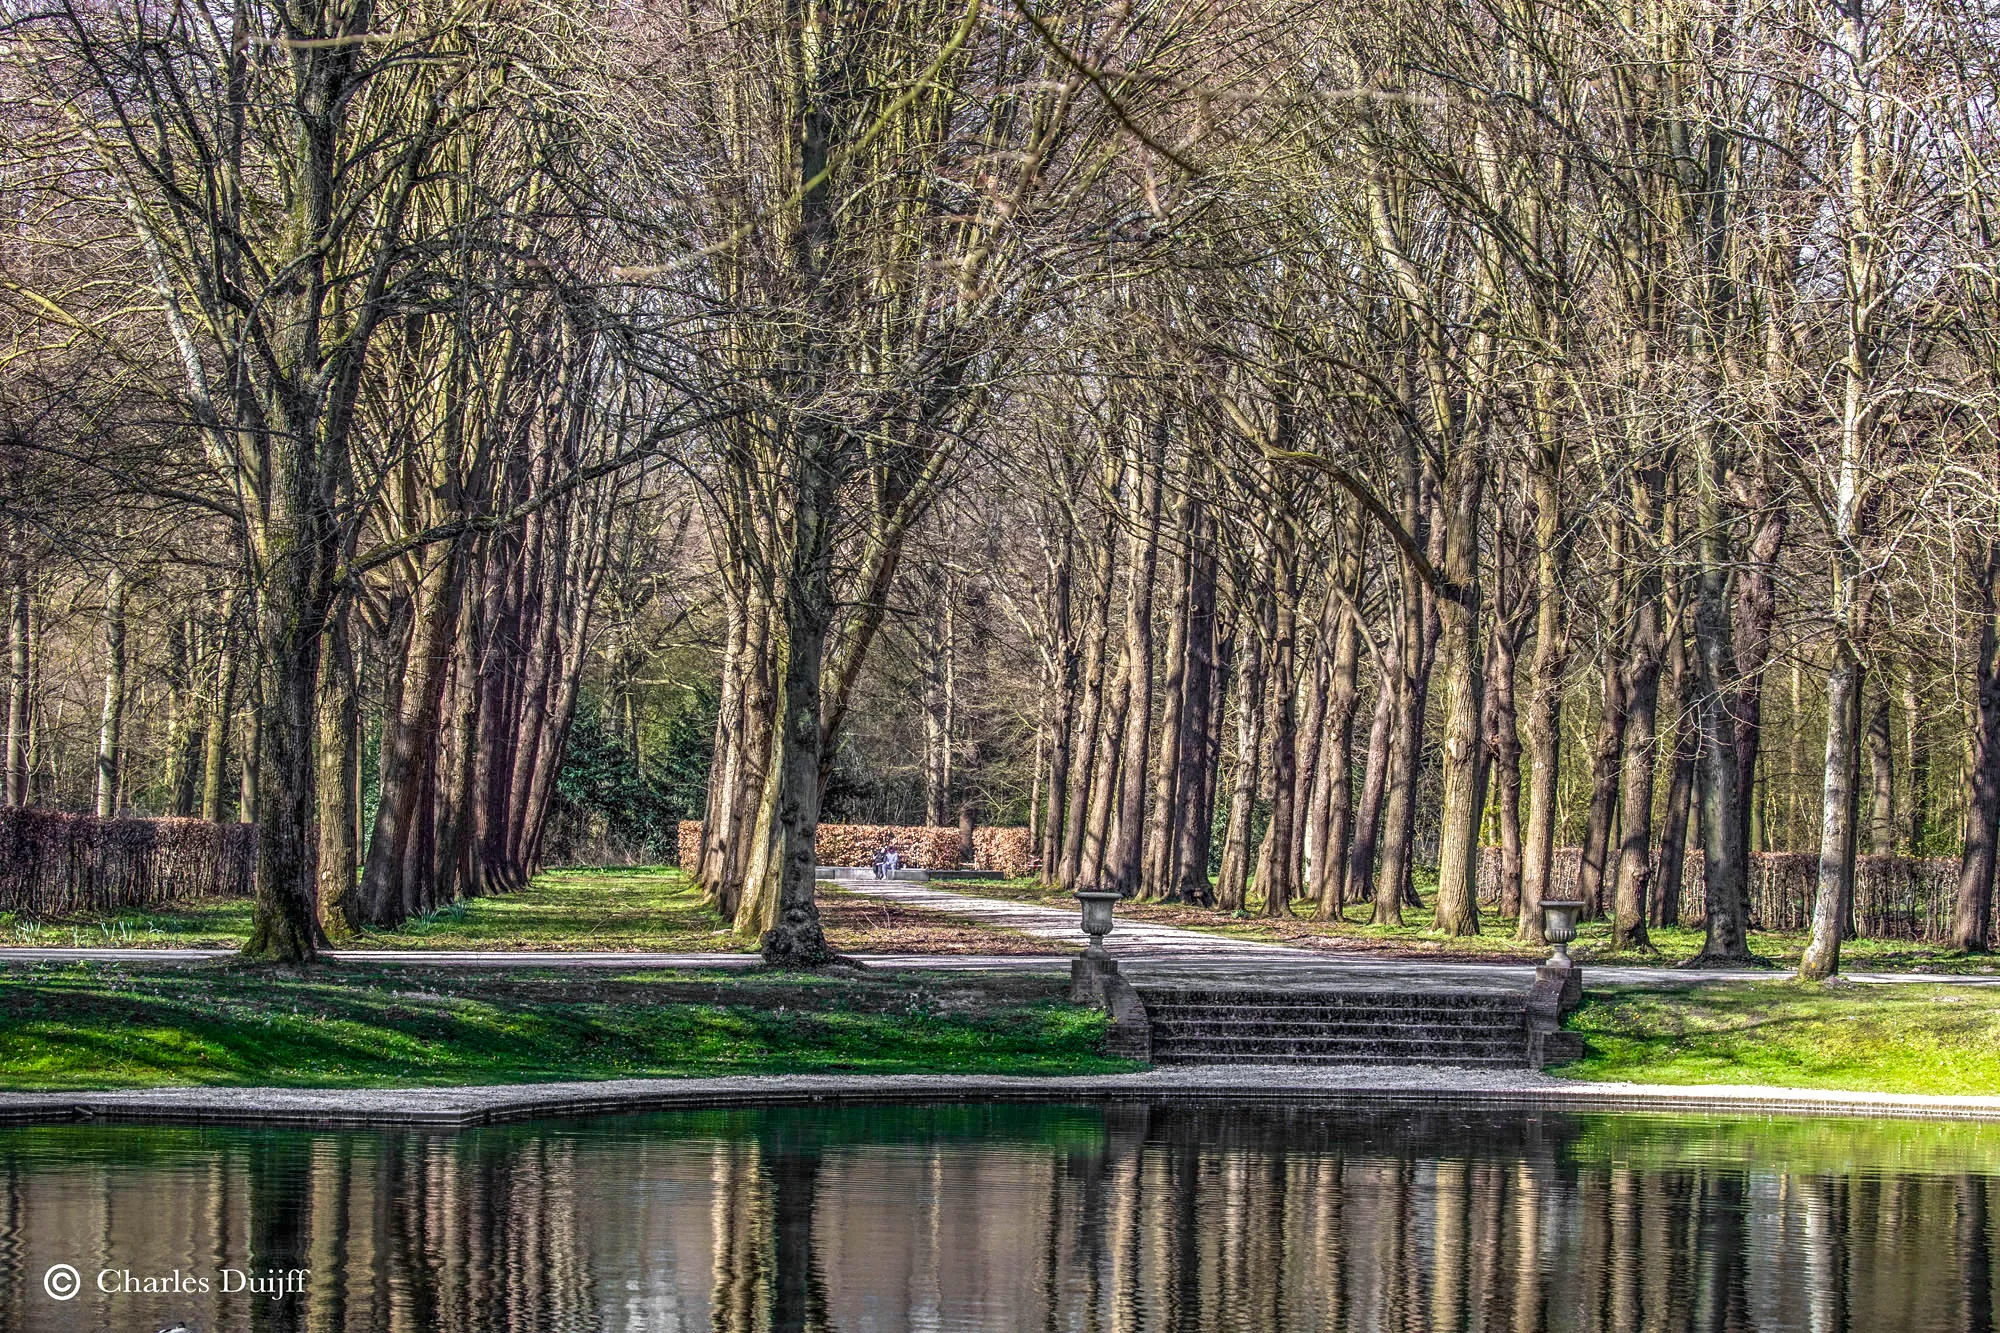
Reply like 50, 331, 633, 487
1070, 891, 1122, 1004
1075, 891, 1120, 958
1540, 899, 1585, 964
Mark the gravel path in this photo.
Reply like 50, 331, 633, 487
4, 881, 1996, 991
835, 881, 2000, 990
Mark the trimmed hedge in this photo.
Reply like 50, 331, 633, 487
0, 808, 256, 916
676, 820, 704, 873
1476, 846, 1964, 941
972, 826, 1038, 878
675, 820, 1040, 877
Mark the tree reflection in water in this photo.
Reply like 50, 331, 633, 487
0, 1102, 1995, 1331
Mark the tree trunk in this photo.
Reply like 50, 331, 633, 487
1431, 427, 1487, 937
1955, 540, 2000, 952
1518, 408, 1568, 945
355, 547, 469, 928
238, 660, 262, 826
1144, 493, 1197, 897
923, 569, 956, 825
1691, 435, 1752, 962
1167, 521, 1219, 905
1432, 587, 1483, 935
698, 576, 750, 889
200, 637, 238, 823
1060, 503, 1118, 890
1654, 613, 1697, 928
733, 720, 786, 939
760, 439, 837, 968
1106, 438, 1165, 896
1906, 668, 1928, 855
316, 612, 360, 934
1292, 588, 1338, 902
1486, 613, 1523, 922
1039, 551, 1077, 881
1574, 643, 1624, 917
241, 443, 341, 963
164, 619, 201, 817
1866, 676, 1895, 856
432, 587, 485, 902
94, 565, 127, 818
1077, 650, 1128, 892
1801, 647, 1861, 979
1347, 651, 1396, 913
1612, 601, 1663, 952
1731, 495, 1785, 876
1256, 549, 1299, 917
1312, 606, 1362, 920
1215, 620, 1265, 912
3, 538, 26, 808
1373, 553, 1427, 925
714, 588, 777, 915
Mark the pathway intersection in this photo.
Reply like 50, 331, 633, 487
2, 879, 1991, 990
835, 879, 2000, 991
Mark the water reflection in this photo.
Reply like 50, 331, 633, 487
0, 1102, 1994, 1331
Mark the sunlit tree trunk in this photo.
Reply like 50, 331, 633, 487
1144, 491, 1196, 897
1956, 536, 2000, 952
1061, 501, 1118, 890
5, 538, 30, 807
93, 565, 127, 818
1865, 677, 1895, 856
1215, 621, 1265, 912
1106, 432, 1165, 896
1518, 380, 1568, 944
200, 635, 237, 822
1167, 515, 1220, 904
316, 611, 360, 934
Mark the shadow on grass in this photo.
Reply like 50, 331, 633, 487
0, 964, 1126, 1090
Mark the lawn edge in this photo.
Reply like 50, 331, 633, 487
7, 1067, 2000, 1129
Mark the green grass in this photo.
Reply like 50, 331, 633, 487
0, 867, 729, 952
1557, 982, 2000, 1095
0, 963, 1128, 1090
0, 867, 1052, 956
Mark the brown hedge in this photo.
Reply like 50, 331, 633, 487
675, 820, 1039, 877
1475, 846, 1964, 940
0, 808, 257, 917
971, 826, 1038, 878
677, 820, 704, 872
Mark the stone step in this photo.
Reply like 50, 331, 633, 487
1131, 983, 1537, 1069
1138, 988, 1524, 1010
1150, 1030, 1527, 1053
1149, 1019, 1526, 1042
1156, 1049, 1531, 1068
1143, 999, 1527, 1018
1144, 1000, 1528, 1020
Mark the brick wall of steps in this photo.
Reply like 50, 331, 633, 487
1138, 986, 1547, 1069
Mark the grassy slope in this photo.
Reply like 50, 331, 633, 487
7, 868, 1996, 1097
0, 868, 1060, 955
1557, 982, 2000, 1095
0, 964, 1124, 1090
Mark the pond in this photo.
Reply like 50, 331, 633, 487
0, 1100, 1994, 1331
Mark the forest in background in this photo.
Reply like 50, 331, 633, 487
2, 0, 1998, 976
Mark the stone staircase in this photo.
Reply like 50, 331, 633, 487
1136, 985, 1545, 1068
